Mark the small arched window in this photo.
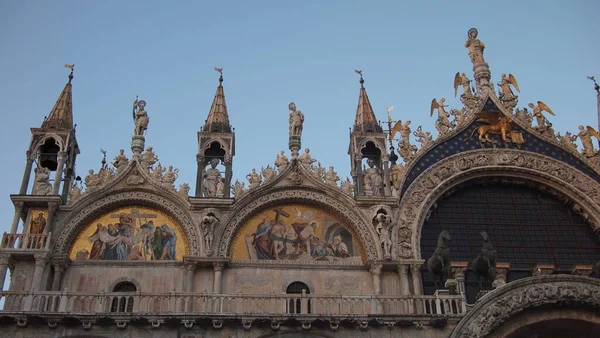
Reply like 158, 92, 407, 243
110, 282, 136, 313
286, 281, 311, 314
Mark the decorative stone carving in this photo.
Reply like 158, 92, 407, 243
231, 179, 246, 198
390, 163, 405, 197
324, 166, 339, 186
312, 161, 325, 181
451, 275, 600, 338
133, 99, 149, 137
413, 126, 433, 149
577, 125, 599, 157
178, 183, 190, 200
261, 165, 276, 183
287, 166, 303, 186
203, 159, 222, 197
84, 169, 102, 193
396, 120, 417, 163
140, 147, 158, 170
32, 167, 52, 195
454, 72, 477, 110
339, 177, 353, 196
201, 214, 218, 256
363, 158, 383, 196
288, 102, 304, 139
514, 107, 533, 126
126, 168, 145, 186
298, 148, 316, 168
246, 169, 262, 189
498, 73, 520, 111
162, 166, 179, 189
215, 177, 225, 198
398, 149, 600, 259
374, 212, 392, 260
67, 185, 83, 205
111, 149, 129, 172
557, 131, 578, 152
450, 108, 468, 130
150, 163, 165, 183
430, 98, 452, 136
274, 150, 289, 173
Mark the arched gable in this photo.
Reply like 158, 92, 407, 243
53, 187, 200, 257
396, 148, 600, 260
216, 187, 381, 261
450, 275, 600, 338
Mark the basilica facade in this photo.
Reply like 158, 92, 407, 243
1, 29, 599, 338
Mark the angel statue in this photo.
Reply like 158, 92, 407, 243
454, 72, 477, 110
528, 101, 555, 129
390, 120, 417, 162
132, 97, 149, 137
498, 74, 520, 100
465, 28, 486, 66
431, 98, 452, 136
578, 126, 600, 157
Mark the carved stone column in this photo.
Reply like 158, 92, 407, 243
51, 256, 69, 291
382, 156, 391, 196
32, 253, 48, 291
184, 261, 197, 292
410, 264, 423, 296
52, 152, 67, 195
224, 155, 232, 198
10, 202, 24, 233
44, 202, 58, 235
195, 154, 205, 197
493, 262, 510, 288
449, 262, 468, 295
354, 156, 363, 196
370, 263, 382, 295
213, 262, 224, 294
0, 253, 11, 291
397, 264, 410, 296
20, 151, 35, 195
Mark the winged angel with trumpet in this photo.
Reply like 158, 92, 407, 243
467, 110, 523, 144
528, 101, 555, 128
498, 73, 520, 99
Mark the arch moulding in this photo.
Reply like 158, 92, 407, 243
52, 188, 201, 257
396, 149, 600, 260
216, 187, 381, 261
450, 275, 600, 338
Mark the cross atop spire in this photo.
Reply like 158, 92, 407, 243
353, 70, 381, 133
203, 67, 231, 133
42, 65, 75, 130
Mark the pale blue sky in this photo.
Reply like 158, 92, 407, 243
0, 1, 598, 234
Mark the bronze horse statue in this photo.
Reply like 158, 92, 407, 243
427, 230, 451, 289
471, 231, 497, 285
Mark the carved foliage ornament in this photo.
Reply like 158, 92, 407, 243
451, 275, 600, 338
398, 149, 600, 259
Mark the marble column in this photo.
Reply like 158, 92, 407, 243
224, 155, 232, 198
51, 256, 68, 291
10, 202, 24, 234
493, 262, 511, 288
195, 155, 205, 197
410, 264, 423, 296
213, 262, 224, 294
184, 262, 196, 292
0, 254, 11, 291
20, 151, 35, 195
451, 266, 467, 295
44, 202, 58, 235
397, 264, 410, 296
370, 264, 382, 295
52, 152, 67, 195
382, 156, 391, 196
32, 253, 48, 291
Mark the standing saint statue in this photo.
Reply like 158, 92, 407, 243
363, 158, 383, 196
203, 159, 222, 197
288, 102, 304, 138
133, 98, 149, 137
465, 28, 486, 66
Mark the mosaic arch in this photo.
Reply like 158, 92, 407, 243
231, 204, 365, 263
69, 206, 188, 261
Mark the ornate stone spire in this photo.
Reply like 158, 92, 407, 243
204, 68, 231, 133
353, 70, 382, 133
41, 64, 74, 130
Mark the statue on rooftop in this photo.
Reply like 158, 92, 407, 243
465, 28, 486, 66
203, 159, 222, 197
288, 102, 304, 138
133, 97, 149, 137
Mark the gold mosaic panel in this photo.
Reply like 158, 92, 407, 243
28, 208, 48, 234
69, 206, 187, 261
231, 204, 364, 263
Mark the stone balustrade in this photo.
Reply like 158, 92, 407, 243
0, 232, 51, 250
0, 290, 466, 317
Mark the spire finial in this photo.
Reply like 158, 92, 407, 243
64, 64, 74, 83
214, 67, 223, 85
588, 76, 599, 94
355, 69, 364, 88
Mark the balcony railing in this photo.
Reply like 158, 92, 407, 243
0, 290, 466, 317
0, 232, 51, 250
